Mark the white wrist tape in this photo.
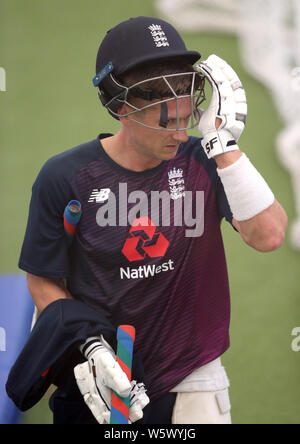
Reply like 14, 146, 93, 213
217, 153, 275, 221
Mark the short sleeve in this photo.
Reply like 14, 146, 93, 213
215, 173, 233, 225
19, 158, 74, 278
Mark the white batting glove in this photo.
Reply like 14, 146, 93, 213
79, 336, 131, 397
196, 54, 247, 159
74, 336, 149, 424
74, 360, 112, 424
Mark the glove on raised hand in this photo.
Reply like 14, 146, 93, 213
196, 54, 247, 159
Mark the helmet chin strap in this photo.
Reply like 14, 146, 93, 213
159, 102, 168, 128
128, 85, 169, 129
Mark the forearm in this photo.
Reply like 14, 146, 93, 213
233, 200, 287, 252
26, 273, 73, 313
215, 151, 288, 252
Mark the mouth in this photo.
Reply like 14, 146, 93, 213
164, 144, 179, 150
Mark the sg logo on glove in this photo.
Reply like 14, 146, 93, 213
205, 137, 219, 155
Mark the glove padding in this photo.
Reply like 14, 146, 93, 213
81, 336, 132, 397
75, 336, 149, 423
74, 362, 149, 424
196, 54, 247, 158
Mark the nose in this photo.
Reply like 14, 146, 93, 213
172, 130, 189, 143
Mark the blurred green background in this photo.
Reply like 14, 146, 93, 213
0, 0, 299, 424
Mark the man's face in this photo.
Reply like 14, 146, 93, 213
123, 96, 192, 162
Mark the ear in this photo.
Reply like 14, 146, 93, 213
118, 104, 134, 127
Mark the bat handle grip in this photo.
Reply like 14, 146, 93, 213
110, 325, 135, 424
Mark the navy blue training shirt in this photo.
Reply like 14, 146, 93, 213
19, 133, 233, 401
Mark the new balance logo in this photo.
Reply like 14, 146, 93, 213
88, 188, 111, 203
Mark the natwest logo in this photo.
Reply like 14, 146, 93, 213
122, 217, 169, 262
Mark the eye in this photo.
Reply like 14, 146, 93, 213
167, 115, 191, 129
